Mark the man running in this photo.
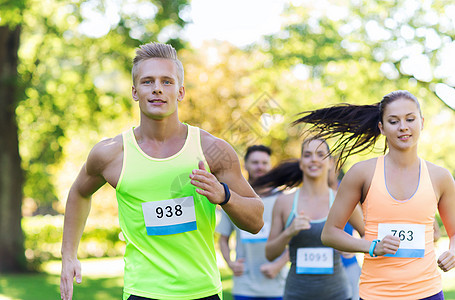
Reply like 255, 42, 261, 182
60, 42, 264, 300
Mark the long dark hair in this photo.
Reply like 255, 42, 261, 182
293, 90, 421, 169
252, 159, 302, 190
252, 139, 330, 190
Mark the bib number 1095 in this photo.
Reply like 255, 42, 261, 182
296, 247, 333, 274
302, 252, 328, 262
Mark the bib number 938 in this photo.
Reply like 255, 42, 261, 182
156, 205, 183, 218
142, 196, 197, 235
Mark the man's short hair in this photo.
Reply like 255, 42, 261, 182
244, 145, 272, 162
132, 42, 184, 87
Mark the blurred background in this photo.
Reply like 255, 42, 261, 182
1, 0, 455, 299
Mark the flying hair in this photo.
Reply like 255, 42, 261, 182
292, 90, 421, 170
252, 138, 330, 190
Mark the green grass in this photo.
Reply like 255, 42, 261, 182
0, 273, 123, 300
0, 259, 454, 300
220, 270, 233, 300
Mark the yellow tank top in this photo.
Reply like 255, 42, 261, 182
116, 125, 222, 299
360, 156, 441, 299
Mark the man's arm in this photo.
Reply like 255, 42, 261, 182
216, 211, 245, 276
191, 132, 263, 233
60, 138, 121, 300
219, 234, 245, 276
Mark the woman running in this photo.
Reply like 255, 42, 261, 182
295, 90, 455, 299
256, 138, 363, 300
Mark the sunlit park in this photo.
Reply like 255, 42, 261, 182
2, 0, 455, 299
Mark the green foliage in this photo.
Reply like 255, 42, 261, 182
23, 216, 123, 270
14, 0, 189, 205
0, 0, 26, 27
9, 0, 455, 213
254, 0, 455, 170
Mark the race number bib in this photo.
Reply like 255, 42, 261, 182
142, 196, 197, 235
239, 222, 270, 243
296, 248, 333, 274
377, 223, 425, 258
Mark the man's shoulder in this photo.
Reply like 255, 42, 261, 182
199, 129, 234, 152
199, 128, 219, 143
91, 133, 123, 156
86, 133, 123, 173
198, 128, 239, 171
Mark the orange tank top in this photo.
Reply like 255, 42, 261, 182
360, 156, 441, 300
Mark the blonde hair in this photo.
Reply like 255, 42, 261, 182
132, 42, 184, 86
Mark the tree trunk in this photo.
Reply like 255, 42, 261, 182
0, 25, 26, 272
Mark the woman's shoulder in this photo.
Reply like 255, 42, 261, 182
425, 160, 454, 186
274, 189, 296, 210
344, 157, 378, 177
276, 189, 295, 202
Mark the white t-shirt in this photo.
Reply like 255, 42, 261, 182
216, 190, 288, 297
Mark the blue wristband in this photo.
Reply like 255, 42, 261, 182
219, 182, 231, 206
369, 239, 380, 257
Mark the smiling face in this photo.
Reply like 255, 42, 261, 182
299, 139, 331, 180
378, 98, 424, 151
132, 58, 185, 120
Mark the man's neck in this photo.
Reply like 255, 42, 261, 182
138, 112, 183, 142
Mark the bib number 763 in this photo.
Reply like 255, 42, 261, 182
377, 223, 425, 258
390, 229, 413, 241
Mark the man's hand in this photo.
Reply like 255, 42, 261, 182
228, 258, 245, 276
60, 257, 82, 300
190, 161, 226, 205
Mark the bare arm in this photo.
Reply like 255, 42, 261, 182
219, 234, 232, 266
260, 249, 289, 279
219, 234, 244, 276
265, 195, 291, 261
193, 133, 263, 233
433, 219, 441, 243
348, 204, 365, 237
435, 166, 455, 272
322, 161, 399, 256
265, 193, 311, 261
60, 138, 121, 300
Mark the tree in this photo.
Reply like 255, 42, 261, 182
258, 0, 455, 170
0, 24, 26, 272
0, 0, 189, 272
